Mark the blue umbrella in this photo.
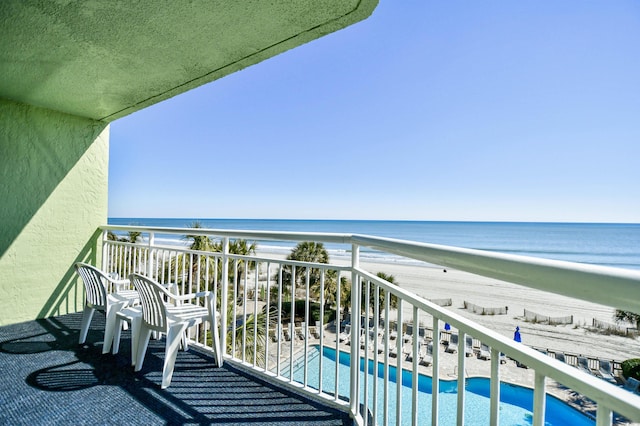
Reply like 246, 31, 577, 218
514, 326, 522, 343
444, 322, 451, 331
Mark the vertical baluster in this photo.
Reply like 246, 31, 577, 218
596, 405, 613, 426
303, 267, 310, 387
221, 237, 229, 359
289, 264, 296, 382
432, 317, 440, 426
533, 372, 546, 426
383, 292, 390, 426
335, 270, 341, 402
241, 259, 248, 362
253, 262, 259, 367
412, 307, 419, 426
396, 300, 403, 426
372, 284, 380, 425
264, 262, 271, 373
232, 259, 239, 359
318, 268, 325, 395
457, 330, 467, 426
276, 264, 283, 377
363, 278, 370, 426
490, 348, 500, 426
350, 245, 361, 420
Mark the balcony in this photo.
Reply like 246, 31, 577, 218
2, 225, 639, 426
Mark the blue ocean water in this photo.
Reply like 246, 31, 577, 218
107, 218, 640, 270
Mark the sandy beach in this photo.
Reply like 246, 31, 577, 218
256, 248, 638, 363
357, 259, 638, 362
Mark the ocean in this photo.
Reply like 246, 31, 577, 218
107, 218, 640, 271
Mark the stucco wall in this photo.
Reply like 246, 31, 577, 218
0, 99, 109, 326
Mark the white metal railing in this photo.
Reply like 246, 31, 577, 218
100, 225, 640, 426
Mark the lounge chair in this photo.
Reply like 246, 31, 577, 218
285, 324, 294, 341
499, 352, 507, 364
478, 343, 491, 360
576, 356, 592, 374
624, 377, 640, 393
464, 335, 474, 357
419, 342, 433, 366
597, 359, 617, 383
445, 333, 458, 353
339, 325, 351, 343
389, 344, 398, 358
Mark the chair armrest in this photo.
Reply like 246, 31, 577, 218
173, 291, 212, 302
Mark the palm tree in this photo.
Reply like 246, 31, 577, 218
107, 230, 144, 274
162, 222, 217, 290
342, 271, 400, 314
282, 241, 330, 299
615, 310, 640, 329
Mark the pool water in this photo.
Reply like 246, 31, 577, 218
289, 346, 595, 426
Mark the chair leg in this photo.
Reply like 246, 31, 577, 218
79, 305, 95, 344
129, 315, 141, 367
211, 314, 223, 367
161, 323, 188, 389
112, 317, 124, 354
103, 300, 127, 354
135, 326, 153, 372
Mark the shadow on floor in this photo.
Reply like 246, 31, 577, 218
0, 312, 350, 425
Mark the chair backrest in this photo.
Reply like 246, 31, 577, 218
75, 262, 109, 309
555, 352, 566, 363
129, 273, 171, 332
450, 334, 458, 345
578, 357, 589, 368
599, 359, 612, 373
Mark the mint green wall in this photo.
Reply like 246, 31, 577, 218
0, 99, 109, 326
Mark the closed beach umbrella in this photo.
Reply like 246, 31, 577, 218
444, 322, 451, 331
514, 326, 522, 343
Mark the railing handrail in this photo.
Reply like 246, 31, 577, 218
102, 224, 640, 313
101, 224, 640, 425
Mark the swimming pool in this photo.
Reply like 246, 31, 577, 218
289, 346, 595, 426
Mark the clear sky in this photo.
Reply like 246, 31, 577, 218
108, 1, 640, 223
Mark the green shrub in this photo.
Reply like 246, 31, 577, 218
621, 358, 640, 380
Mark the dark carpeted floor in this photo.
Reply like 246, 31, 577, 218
0, 312, 351, 425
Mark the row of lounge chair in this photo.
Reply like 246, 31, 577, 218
547, 350, 618, 384
271, 322, 321, 342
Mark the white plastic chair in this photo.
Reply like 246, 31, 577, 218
129, 273, 222, 389
74, 262, 139, 353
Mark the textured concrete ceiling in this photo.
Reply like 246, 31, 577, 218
0, 1, 377, 122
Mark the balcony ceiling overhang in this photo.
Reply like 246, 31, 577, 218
0, 0, 377, 122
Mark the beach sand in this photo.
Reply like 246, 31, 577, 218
256, 248, 638, 362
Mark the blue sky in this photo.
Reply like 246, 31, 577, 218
109, 1, 640, 222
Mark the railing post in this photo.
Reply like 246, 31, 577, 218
350, 244, 361, 420
457, 331, 466, 426
533, 372, 546, 426
101, 229, 108, 270
147, 231, 155, 279
221, 237, 229, 357
490, 348, 501, 426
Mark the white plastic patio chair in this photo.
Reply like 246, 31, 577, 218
129, 273, 222, 389
74, 262, 139, 353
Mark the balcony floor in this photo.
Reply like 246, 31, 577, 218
0, 312, 351, 426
